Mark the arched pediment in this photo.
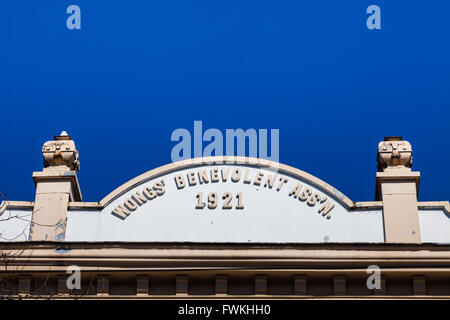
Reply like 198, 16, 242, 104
64, 157, 385, 243
100, 156, 354, 209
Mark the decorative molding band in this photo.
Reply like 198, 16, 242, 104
0, 201, 34, 216
418, 201, 450, 214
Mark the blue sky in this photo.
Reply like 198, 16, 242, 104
1, 0, 449, 203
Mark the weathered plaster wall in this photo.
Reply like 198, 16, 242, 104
0, 208, 32, 242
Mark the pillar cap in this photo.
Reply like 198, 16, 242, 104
377, 137, 412, 172
32, 170, 82, 201
375, 137, 419, 200
43, 132, 80, 172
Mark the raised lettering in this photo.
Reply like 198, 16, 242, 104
111, 205, 130, 219
288, 184, 302, 198
231, 168, 241, 182
175, 174, 186, 189
253, 171, 264, 186
198, 169, 209, 184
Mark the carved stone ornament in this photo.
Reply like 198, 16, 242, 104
377, 136, 412, 172
42, 131, 80, 171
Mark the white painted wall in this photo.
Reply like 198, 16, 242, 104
419, 209, 450, 243
0, 208, 31, 242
